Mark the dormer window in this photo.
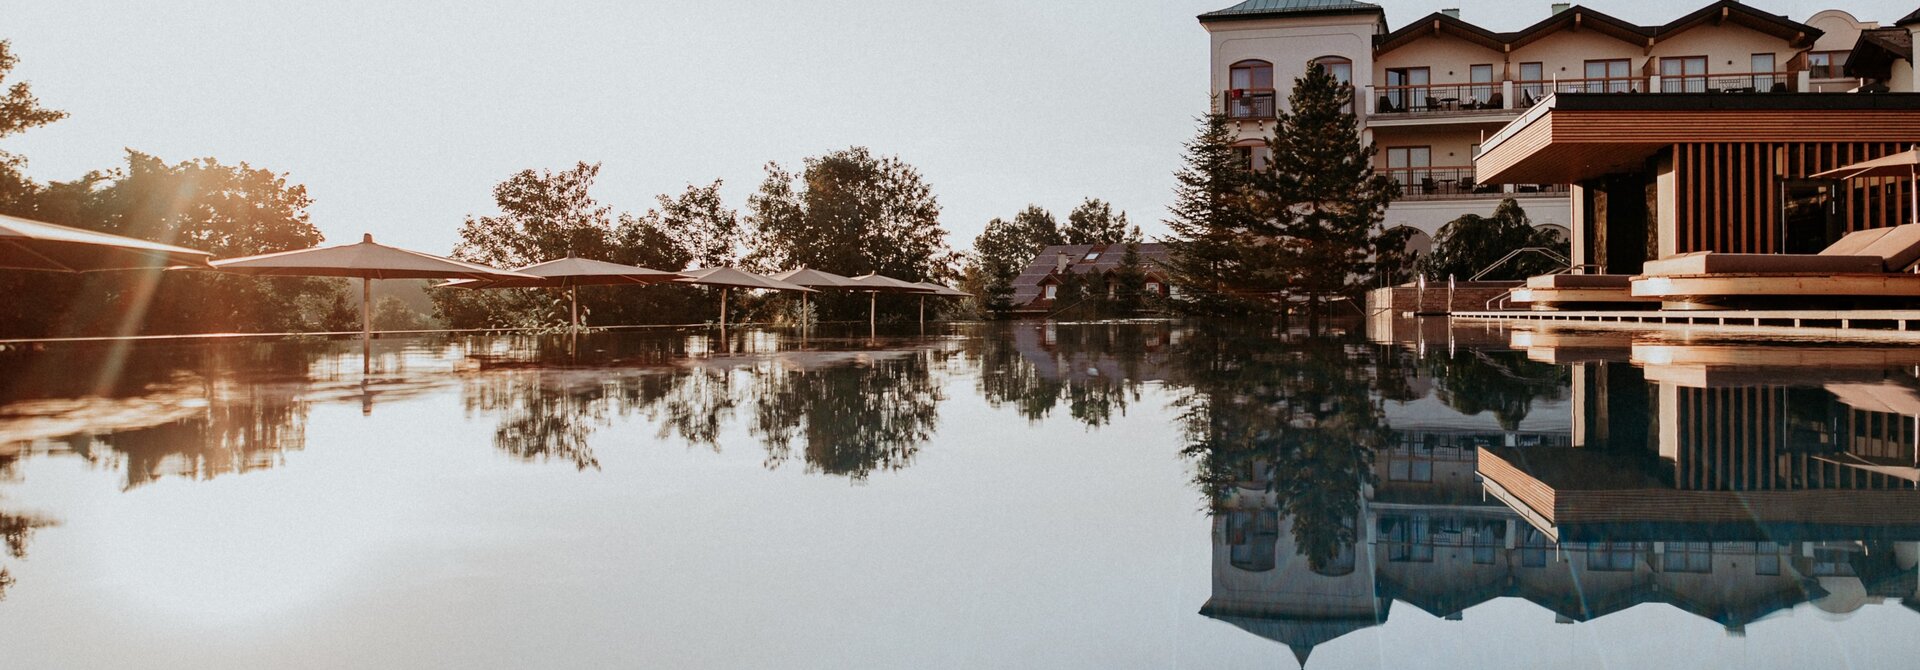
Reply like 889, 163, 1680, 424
1083, 252, 1101, 261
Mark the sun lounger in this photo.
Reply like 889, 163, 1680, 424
1631, 223, 1920, 309
1509, 273, 1660, 310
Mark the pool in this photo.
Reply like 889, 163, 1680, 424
0, 321, 1917, 668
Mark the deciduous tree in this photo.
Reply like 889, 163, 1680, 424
1064, 198, 1130, 245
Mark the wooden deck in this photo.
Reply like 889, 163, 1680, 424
1450, 308, 1920, 342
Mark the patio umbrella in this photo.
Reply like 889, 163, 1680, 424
844, 273, 933, 334
907, 281, 971, 329
0, 212, 213, 272
676, 267, 815, 330
1812, 148, 1920, 225
769, 267, 855, 327
213, 233, 535, 371
440, 256, 685, 328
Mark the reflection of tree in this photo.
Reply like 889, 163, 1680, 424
651, 368, 738, 450
463, 371, 679, 471
1421, 349, 1569, 430
960, 322, 1158, 429
0, 456, 56, 602
1171, 324, 1392, 572
750, 351, 944, 481
97, 382, 309, 490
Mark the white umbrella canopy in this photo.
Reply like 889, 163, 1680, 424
438, 256, 687, 328
906, 281, 970, 329
844, 273, 933, 334
1812, 148, 1920, 225
213, 234, 536, 372
0, 212, 213, 272
211, 233, 533, 281
769, 267, 855, 328
676, 267, 816, 329
909, 281, 971, 297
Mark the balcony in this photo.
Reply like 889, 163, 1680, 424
1369, 71, 1809, 118
1224, 88, 1277, 120
1378, 166, 1569, 201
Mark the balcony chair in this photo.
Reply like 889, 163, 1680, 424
1483, 92, 1503, 109
1377, 95, 1397, 113
1630, 223, 1920, 309
1424, 96, 1440, 112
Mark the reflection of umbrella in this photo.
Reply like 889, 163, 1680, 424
213, 234, 534, 372
441, 256, 685, 328
1812, 148, 1920, 225
844, 273, 932, 334
0, 212, 213, 272
770, 267, 855, 327
907, 281, 971, 329
676, 267, 815, 330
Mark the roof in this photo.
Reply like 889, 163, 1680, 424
1375, 1, 1822, 55
1846, 26, 1913, 79
1008, 242, 1172, 309
1900, 8, 1920, 26
1476, 93, 1920, 185
1198, 0, 1383, 24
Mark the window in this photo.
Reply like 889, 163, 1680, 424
1660, 542, 1712, 573
1520, 527, 1552, 567
1227, 60, 1276, 118
1518, 62, 1545, 103
1381, 515, 1434, 563
1311, 56, 1352, 85
1751, 53, 1778, 91
1660, 56, 1707, 92
1585, 541, 1643, 571
1807, 51, 1848, 79
1145, 281, 1161, 295
1226, 508, 1280, 572
1585, 59, 1632, 92
1469, 64, 1495, 106
1383, 67, 1430, 112
1229, 59, 1273, 90
1044, 284, 1058, 300
1233, 141, 1271, 172
1386, 146, 1431, 194
1754, 542, 1782, 576
1083, 252, 1101, 261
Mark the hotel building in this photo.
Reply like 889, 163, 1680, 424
1198, 0, 1887, 259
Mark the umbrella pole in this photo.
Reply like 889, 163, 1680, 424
570, 286, 579, 329
720, 287, 729, 331
361, 277, 372, 375
1910, 165, 1916, 226
869, 291, 876, 339
802, 291, 810, 330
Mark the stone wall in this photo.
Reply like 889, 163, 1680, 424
1366, 282, 1523, 315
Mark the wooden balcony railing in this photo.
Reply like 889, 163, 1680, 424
1377, 166, 1569, 200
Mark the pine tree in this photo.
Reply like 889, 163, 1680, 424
1260, 64, 1399, 320
1110, 228, 1148, 315
1162, 106, 1262, 316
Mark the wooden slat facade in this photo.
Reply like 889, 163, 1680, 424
1671, 141, 1914, 254
1671, 386, 1919, 491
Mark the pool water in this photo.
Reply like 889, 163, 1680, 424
0, 321, 1917, 668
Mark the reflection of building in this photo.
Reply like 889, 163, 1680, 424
1009, 243, 1171, 316
1204, 341, 1920, 662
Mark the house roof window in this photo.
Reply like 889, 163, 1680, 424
1083, 252, 1101, 261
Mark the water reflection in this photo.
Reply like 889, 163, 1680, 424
1201, 324, 1920, 665
1, 323, 1919, 663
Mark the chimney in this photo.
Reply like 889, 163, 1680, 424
1440, 8, 1460, 19
1055, 252, 1070, 273
1551, 3, 1570, 15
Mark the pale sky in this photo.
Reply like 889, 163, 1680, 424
1, 0, 1910, 256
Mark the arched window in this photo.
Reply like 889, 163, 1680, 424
1229, 59, 1274, 90
1310, 55, 1353, 85
1232, 139, 1271, 172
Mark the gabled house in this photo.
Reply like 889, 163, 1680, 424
1008, 243, 1173, 316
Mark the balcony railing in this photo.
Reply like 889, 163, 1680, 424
1374, 82, 1505, 114
1224, 88, 1277, 119
1655, 71, 1793, 94
1363, 71, 1809, 114
1378, 166, 1569, 200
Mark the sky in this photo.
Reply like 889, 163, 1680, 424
1, 0, 1913, 256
